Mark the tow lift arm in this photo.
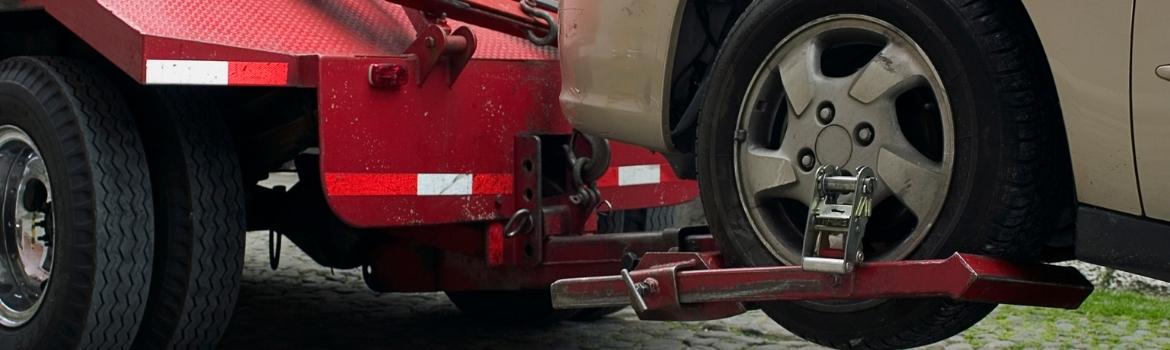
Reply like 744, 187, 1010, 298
550, 167, 1095, 321
551, 243, 1094, 321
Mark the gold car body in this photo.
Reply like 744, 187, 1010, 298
559, 0, 1170, 220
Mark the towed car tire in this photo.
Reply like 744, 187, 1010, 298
697, 0, 1066, 348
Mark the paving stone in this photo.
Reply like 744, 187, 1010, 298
214, 226, 1166, 350
685, 337, 719, 347
642, 338, 686, 349
979, 340, 1015, 350
711, 341, 745, 350
695, 330, 739, 339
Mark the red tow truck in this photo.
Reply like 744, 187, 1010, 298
0, 1, 1092, 349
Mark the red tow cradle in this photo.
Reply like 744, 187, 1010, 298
550, 231, 1094, 322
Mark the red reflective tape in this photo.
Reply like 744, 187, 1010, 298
473, 173, 513, 194
325, 173, 514, 196
596, 167, 619, 187
227, 61, 288, 86
324, 173, 416, 196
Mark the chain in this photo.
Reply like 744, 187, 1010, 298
519, 0, 558, 46
565, 144, 602, 211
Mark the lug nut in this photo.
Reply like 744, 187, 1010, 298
817, 104, 835, 124
798, 149, 816, 171
856, 123, 875, 146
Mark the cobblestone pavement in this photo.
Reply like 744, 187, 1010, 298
219, 233, 999, 350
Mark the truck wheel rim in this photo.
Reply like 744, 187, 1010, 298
0, 126, 54, 327
734, 15, 955, 268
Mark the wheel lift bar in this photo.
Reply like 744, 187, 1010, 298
550, 237, 1094, 321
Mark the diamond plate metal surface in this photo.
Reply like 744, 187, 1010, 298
98, 0, 554, 60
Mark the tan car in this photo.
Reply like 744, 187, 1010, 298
559, 0, 1168, 348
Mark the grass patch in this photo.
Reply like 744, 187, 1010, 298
1078, 290, 1170, 320
960, 290, 1170, 348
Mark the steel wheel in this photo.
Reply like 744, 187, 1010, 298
699, 1, 1067, 347
0, 56, 154, 350
734, 15, 953, 266
0, 126, 53, 327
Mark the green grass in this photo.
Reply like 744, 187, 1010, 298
1078, 290, 1170, 320
960, 290, 1170, 349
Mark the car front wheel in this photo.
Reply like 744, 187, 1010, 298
697, 0, 1067, 348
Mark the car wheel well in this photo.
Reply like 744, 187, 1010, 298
667, 0, 751, 154
999, 0, 1078, 255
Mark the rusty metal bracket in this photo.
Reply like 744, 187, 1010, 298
404, 23, 478, 86
613, 252, 745, 321
491, 135, 544, 267
387, 0, 557, 46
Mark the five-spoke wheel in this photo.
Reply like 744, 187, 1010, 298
734, 15, 953, 265
697, 1, 1067, 348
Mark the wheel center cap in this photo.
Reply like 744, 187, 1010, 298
815, 125, 853, 166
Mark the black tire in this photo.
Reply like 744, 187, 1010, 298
697, 1, 1062, 349
0, 57, 154, 349
131, 88, 245, 349
570, 207, 677, 321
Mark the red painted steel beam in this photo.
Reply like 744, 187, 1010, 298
387, 0, 555, 44
551, 253, 1094, 320
366, 230, 681, 292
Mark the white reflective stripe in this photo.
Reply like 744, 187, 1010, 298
145, 60, 228, 85
417, 174, 473, 196
618, 165, 661, 186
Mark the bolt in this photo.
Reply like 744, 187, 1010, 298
800, 152, 816, 170
817, 104, 835, 124
640, 278, 660, 295
856, 251, 865, 262
856, 123, 875, 146
734, 129, 747, 143
425, 36, 437, 48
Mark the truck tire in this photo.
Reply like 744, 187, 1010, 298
130, 88, 245, 349
0, 57, 154, 349
570, 207, 676, 321
447, 206, 678, 324
696, 1, 1063, 348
